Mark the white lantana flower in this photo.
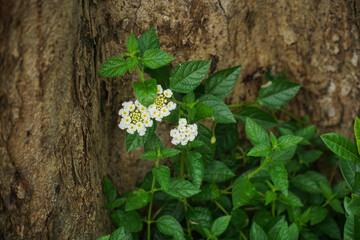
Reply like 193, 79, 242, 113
157, 85, 163, 94
163, 89, 173, 98
170, 120, 198, 146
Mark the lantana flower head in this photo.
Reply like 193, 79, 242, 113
170, 118, 198, 145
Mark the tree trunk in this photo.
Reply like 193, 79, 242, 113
1, 0, 359, 239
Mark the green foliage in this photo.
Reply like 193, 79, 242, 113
99, 28, 357, 240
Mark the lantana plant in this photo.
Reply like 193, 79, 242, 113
97, 28, 360, 240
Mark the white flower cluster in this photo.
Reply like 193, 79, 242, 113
118, 85, 176, 136
170, 118, 198, 145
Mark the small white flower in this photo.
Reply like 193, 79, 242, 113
160, 106, 170, 117
122, 101, 133, 108
124, 116, 132, 125
135, 122, 144, 130
188, 134, 196, 141
163, 89, 173, 98
157, 85, 163, 94
144, 119, 153, 127
120, 108, 129, 117
138, 105, 147, 112
171, 138, 181, 145
148, 104, 156, 111
118, 119, 127, 130
151, 109, 160, 118
180, 138, 188, 146
127, 103, 135, 112
141, 112, 150, 120
135, 100, 141, 107
179, 118, 187, 126
178, 125, 186, 132
138, 129, 146, 136
170, 129, 179, 137
156, 112, 163, 121
127, 124, 136, 134
167, 101, 177, 110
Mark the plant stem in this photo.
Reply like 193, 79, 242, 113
278, 108, 302, 123
147, 159, 159, 240
271, 199, 276, 217
246, 156, 271, 179
214, 201, 229, 215
136, 65, 145, 82
240, 231, 248, 240
184, 199, 192, 238
180, 150, 185, 179
227, 102, 261, 109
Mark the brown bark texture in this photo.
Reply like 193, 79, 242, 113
0, 0, 359, 239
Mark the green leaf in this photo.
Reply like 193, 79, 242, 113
110, 227, 132, 240
344, 214, 360, 240
205, 65, 242, 99
197, 124, 216, 164
164, 179, 200, 198
339, 158, 360, 189
125, 189, 150, 211
126, 33, 138, 53
156, 215, 184, 237
256, 80, 301, 110
144, 134, 163, 152
111, 210, 143, 232
267, 216, 286, 239
103, 176, 117, 203
277, 135, 303, 150
247, 142, 272, 157
310, 205, 328, 225
162, 148, 181, 158
292, 174, 321, 193
211, 216, 231, 237
232, 177, 256, 209
288, 223, 299, 240
126, 122, 156, 152
275, 222, 289, 240
245, 118, 269, 146
250, 222, 268, 240
193, 183, 220, 201
265, 191, 277, 206
97, 235, 110, 240
234, 107, 278, 130
170, 61, 211, 93
319, 181, 333, 199
355, 117, 360, 154
318, 218, 341, 239
140, 150, 158, 160
195, 103, 215, 121
132, 78, 157, 107
142, 49, 174, 69
203, 161, 235, 183
347, 198, 360, 215
186, 207, 212, 236
330, 198, 345, 214
198, 94, 236, 123
184, 151, 204, 188
152, 166, 171, 190
269, 165, 288, 196
321, 133, 360, 163
215, 123, 239, 153
103, 197, 126, 211
145, 66, 170, 88
99, 56, 127, 77
138, 27, 160, 56
278, 191, 303, 207
126, 56, 138, 73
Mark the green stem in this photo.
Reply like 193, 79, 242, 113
240, 231, 248, 240
147, 159, 159, 240
214, 201, 229, 215
246, 156, 271, 179
184, 199, 192, 238
180, 150, 185, 179
278, 108, 302, 123
271, 198, 276, 217
136, 65, 145, 82
227, 102, 261, 109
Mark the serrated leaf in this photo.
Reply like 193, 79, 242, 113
288, 223, 299, 240
310, 205, 328, 225
145, 66, 170, 88
344, 214, 360, 240
355, 117, 360, 154
186, 207, 212, 236
152, 166, 170, 190
330, 198, 344, 214
103, 176, 117, 203
278, 191, 303, 207
234, 107, 278, 130
277, 135, 303, 150
126, 56, 138, 73
203, 161, 235, 183
126, 122, 156, 152
232, 177, 256, 209
269, 165, 288, 196
250, 222, 268, 240
319, 181, 333, 199
265, 191, 277, 206
245, 118, 269, 146
126, 33, 138, 53
321, 133, 360, 163
142, 49, 174, 69
110, 227, 132, 240
292, 174, 321, 193
97, 235, 110, 240
247, 142, 272, 157
256, 80, 301, 110
156, 215, 184, 237
170, 61, 211, 93
197, 124, 215, 164
192, 183, 220, 201
164, 179, 200, 198
195, 103, 215, 121
347, 198, 360, 215
99, 56, 127, 77
318, 218, 341, 239
132, 78, 157, 107
198, 94, 236, 123
138, 27, 160, 56
339, 158, 360, 189
111, 210, 143, 233
103, 197, 126, 210
184, 151, 204, 188
211, 216, 231, 237
275, 222, 289, 240
161, 148, 181, 158
140, 150, 158, 160
205, 65, 242, 99
267, 216, 286, 239
125, 189, 150, 211
215, 123, 239, 153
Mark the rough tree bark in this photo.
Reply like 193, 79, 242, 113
0, 0, 359, 239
